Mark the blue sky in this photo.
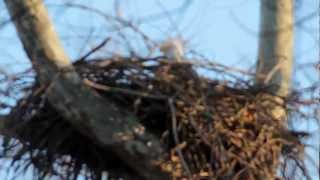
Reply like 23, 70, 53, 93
0, 0, 319, 179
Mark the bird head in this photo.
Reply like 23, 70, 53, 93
160, 38, 185, 62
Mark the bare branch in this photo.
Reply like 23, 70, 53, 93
78, 37, 111, 61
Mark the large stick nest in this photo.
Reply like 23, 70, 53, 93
3, 57, 307, 179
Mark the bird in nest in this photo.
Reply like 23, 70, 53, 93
160, 38, 185, 62
157, 38, 199, 81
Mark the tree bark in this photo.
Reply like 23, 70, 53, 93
256, 0, 293, 98
255, 0, 293, 122
4, 0, 168, 179
255, 2, 294, 178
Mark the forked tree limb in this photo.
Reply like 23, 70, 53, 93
4, 0, 168, 179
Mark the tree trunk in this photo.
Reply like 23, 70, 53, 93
255, 0, 293, 122
256, 0, 293, 98
4, 0, 167, 179
255, 1, 294, 178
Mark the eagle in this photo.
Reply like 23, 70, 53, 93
160, 38, 185, 62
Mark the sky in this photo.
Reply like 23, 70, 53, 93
0, 0, 319, 179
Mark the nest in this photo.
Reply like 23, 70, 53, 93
3, 57, 306, 179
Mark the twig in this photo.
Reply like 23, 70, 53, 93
189, 117, 211, 146
83, 78, 167, 100
168, 98, 192, 177
78, 37, 111, 61
263, 56, 287, 85
63, 3, 156, 51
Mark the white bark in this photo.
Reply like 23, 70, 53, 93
256, 0, 294, 98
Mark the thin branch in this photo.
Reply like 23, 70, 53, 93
83, 79, 168, 100
78, 37, 111, 61
168, 98, 192, 177
62, 3, 156, 51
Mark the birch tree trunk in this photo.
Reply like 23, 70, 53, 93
256, 0, 293, 98
256, 0, 294, 121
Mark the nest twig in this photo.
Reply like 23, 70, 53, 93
1, 57, 309, 179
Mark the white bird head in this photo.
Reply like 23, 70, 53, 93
160, 38, 185, 62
